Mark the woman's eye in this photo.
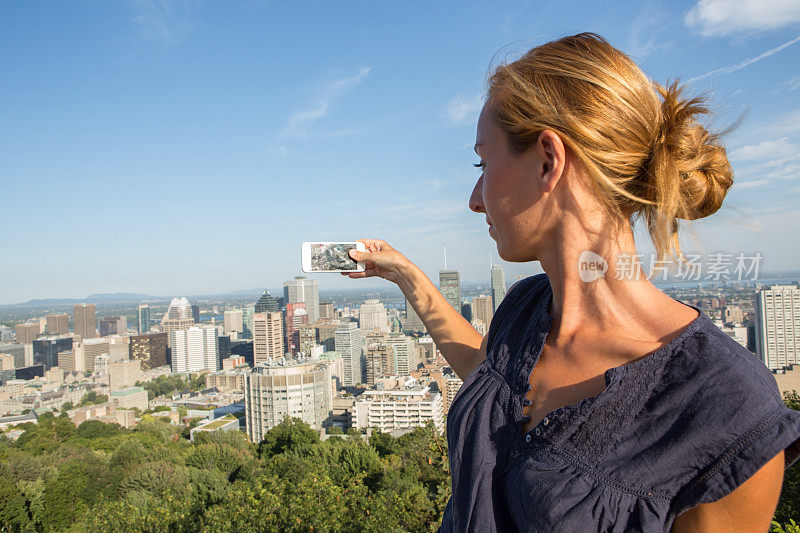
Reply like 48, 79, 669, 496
474, 161, 485, 170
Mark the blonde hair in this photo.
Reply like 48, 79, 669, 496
486, 32, 734, 260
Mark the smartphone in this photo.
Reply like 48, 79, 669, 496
301, 241, 366, 273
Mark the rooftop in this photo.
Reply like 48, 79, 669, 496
111, 386, 146, 397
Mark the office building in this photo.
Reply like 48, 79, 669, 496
319, 301, 334, 320
335, 322, 363, 387
254, 290, 280, 313
253, 312, 283, 364
32, 336, 73, 371
170, 326, 219, 373
404, 299, 426, 333
46, 314, 70, 335
755, 285, 800, 371
439, 270, 461, 312
353, 383, 444, 433
471, 295, 494, 329
359, 299, 390, 333
99, 316, 127, 337
109, 359, 141, 391
224, 309, 244, 336
298, 324, 319, 356
73, 304, 97, 340
244, 359, 333, 442
386, 333, 419, 376
1, 343, 33, 369
191, 304, 200, 324
491, 264, 507, 312
138, 304, 151, 334
15, 323, 40, 343
242, 304, 255, 339
283, 276, 320, 323
161, 297, 195, 345
129, 332, 168, 369
316, 321, 339, 351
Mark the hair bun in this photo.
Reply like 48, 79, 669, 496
650, 80, 734, 221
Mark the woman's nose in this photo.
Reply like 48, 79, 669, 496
469, 175, 485, 213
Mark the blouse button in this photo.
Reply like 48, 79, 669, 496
534, 427, 541, 436
525, 434, 532, 443
543, 417, 549, 426
522, 398, 532, 406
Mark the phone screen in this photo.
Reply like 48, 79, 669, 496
310, 243, 358, 271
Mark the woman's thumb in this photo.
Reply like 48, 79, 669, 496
349, 248, 370, 262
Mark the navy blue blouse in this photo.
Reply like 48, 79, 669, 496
439, 274, 800, 532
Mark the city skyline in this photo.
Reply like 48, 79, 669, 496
2, 2, 799, 304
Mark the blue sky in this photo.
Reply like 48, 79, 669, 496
1, 0, 799, 304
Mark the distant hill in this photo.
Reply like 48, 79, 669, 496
5, 293, 155, 307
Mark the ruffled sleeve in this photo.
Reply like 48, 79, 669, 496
668, 324, 800, 516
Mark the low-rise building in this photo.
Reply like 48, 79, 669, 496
190, 414, 241, 441
111, 386, 149, 412
353, 381, 443, 433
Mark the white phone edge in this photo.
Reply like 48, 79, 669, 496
301, 241, 366, 273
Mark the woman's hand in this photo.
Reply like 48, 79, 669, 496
341, 239, 411, 284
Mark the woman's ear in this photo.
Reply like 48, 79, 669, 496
537, 130, 566, 193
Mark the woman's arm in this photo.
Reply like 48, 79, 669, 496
345, 239, 486, 381
671, 451, 784, 532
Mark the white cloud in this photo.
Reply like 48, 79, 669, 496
627, 1, 673, 59
277, 67, 370, 139
686, 35, 800, 82
130, 0, 200, 43
445, 94, 483, 126
736, 178, 772, 189
686, 0, 800, 37
731, 137, 800, 167
779, 76, 800, 91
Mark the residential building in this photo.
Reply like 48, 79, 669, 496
723, 305, 744, 325
471, 295, 494, 329
284, 276, 320, 323
335, 322, 362, 387
244, 359, 333, 442
170, 326, 219, 373
109, 359, 141, 391
46, 314, 69, 335
386, 333, 419, 376
253, 312, 283, 364
353, 382, 444, 433
439, 374, 463, 414
365, 343, 394, 386
73, 304, 97, 340
755, 285, 800, 370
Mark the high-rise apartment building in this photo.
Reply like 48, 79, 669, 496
359, 299, 390, 333
283, 276, 320, 323
46, 314, 69, 335
244, 359, 333, 442
253, 312, 284, 364
137, 304, 151, 334
386, 333, 419, 376
255, 290, 280, 313
439, 270, 461, 312
224, 309, 244, 336
353, 384, 444, 433
491, 264, 507, 312
335, 322, 363, 386
170, 326, 219, 373
439, 374, 464, 414
756, 285, 800, 371
471, 295, 494, 329
73, 304, 97, 340
365, 343, 394, 385
129, 332, 168, 369
15, 323, 40, 343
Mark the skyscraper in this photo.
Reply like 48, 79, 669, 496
439, 270, 461, 312
284, 276, 320, 323
253, 312, 284, 364
138, 304, 151, 334
386, 333, 419, 376
319, 301, 334, 320
254, 290, 280, 313
161, 297, 195, 345
170, 326, 219, 373
335, 322, 363, 387
191, 304, 200, 324
471, 295, 494, 328
491, 264, 507, 312
404, 299, 426, 333
99, 316, 127, 337
755, 285, 800, 371
129, 332, 168, 369
242, 304, 255, 339
46, 314, 69, 335
284, 303, 309, 355
73, 304, 97, 340
224, 309, 244, 336
359, 299, 390, 333
14, 323, 40, 343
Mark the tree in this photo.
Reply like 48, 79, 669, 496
0, 476, 29, 531
257, 417, 320, 458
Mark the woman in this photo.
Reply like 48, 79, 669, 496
344, 33, 800, 531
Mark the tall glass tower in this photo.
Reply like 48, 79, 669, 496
439, 270, 461, 311
138, 304, 151, 334
491, 265, 507, 312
